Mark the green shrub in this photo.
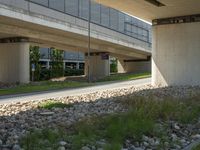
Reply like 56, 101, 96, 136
64, 69, 84, 76
39, 100, 73, 109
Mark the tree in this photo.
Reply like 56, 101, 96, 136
110, 58, 118, 73
30, 45, 41, 81
50, 47, 64, 78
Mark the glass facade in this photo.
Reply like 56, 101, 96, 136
39, 48, 84, 61
28, 0, 152, 44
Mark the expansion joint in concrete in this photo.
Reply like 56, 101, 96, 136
153, 14, 200, 26
0, 37, 29, 43
124, 56, 151, 62
85, 52, 109, 56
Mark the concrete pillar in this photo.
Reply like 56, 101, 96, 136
0, 42, 30, 83
118, 59, 151, 74
76, 62, 79, 70
63, 61, 66, 70
47, 60, 50, 69
85, 53, 110, 81
152, 22, 200, 86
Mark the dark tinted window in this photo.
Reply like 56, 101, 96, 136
110, 9, 118, 30
79, 0, 89, 19
118, 12, 125, 32
101, 5, 110, 27
65, 0, 79, 16
91, 2, 100, 23
30, 0, 48, 6
49, 0, 65, 12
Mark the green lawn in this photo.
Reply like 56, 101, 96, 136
193, 144, 200, 150
20, 95, 200, 150
0, 73, 151, 96
97, 72, 151, 82
38, 100, 73, 109
0, 81, 91, 96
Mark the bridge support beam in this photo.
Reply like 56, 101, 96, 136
85, 52, 110, 81
0, 42, 30, 83
152, 21, 200, 86
118, 59, 151, 74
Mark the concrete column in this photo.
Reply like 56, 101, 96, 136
85, 53, 110, 81
63, 61, 66, 70
0, 42, 30, 83
76, 62, 79, 70
47, 60, 50, 69
152, 22, 200, 86
118, 59, 151, 74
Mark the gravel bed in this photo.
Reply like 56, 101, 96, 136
0, 85, 200, 150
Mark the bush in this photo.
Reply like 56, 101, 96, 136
39, 69, 51, 81
64, 69, 84, 76
110, 59, 118, 73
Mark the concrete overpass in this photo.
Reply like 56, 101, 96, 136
0, 0, 151, 83
96, 0, 200, 86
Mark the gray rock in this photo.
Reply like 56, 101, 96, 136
171, 133, 177, 141
59, 141, 67, 146
174, 123, 180, 130
0, 139, 2, 145
40, 112, 55, 116
175, 144, 181, 149
81, 146, 91, 150
143, 141, 149, 147
142, 135, 149, 142
154, 140, 160, 146
192, 134, 200, 139
58, 146, 65, 150
12, 144, 21, 150
134, 148, 144, 150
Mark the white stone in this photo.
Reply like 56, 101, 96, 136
12, 144, 21, 150
58, 146, 65, 150
192, 134, 200, 139
59, 141, 67, 146
174, 124, 180, 130
40, 112, 55, 115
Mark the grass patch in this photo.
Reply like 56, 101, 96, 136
122, 95, 200, 124
39, 100, 73, 109
0, 73, 150, 96
20, 95, 200, 150
20, 128, 67, 150
0, 81, 91, 96
193, 143, 200, 150
97, 72, 151, 82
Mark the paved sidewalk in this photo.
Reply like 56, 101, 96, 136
0, 78, 151, 104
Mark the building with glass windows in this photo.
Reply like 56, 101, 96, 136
0, 0, 152, 83
28, 0, 152, 44
39, 48, 85, 70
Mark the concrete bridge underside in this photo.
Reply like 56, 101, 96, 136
96, 0, 200, 86
0, 2, 151, 83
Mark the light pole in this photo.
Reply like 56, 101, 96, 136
87, 0, 91, 83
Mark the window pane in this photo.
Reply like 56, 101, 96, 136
125, 15, 132, 23
101, 5, 110, 27
65, 0, 79, 16
49, 0, 65, 12
91, 1, 100, 23
110, 9, 118, 30
118, 12, 124, 32
79, 0, 89, 19
30, 0, 48, 6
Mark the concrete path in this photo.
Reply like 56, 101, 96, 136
0, 78, 151, 104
